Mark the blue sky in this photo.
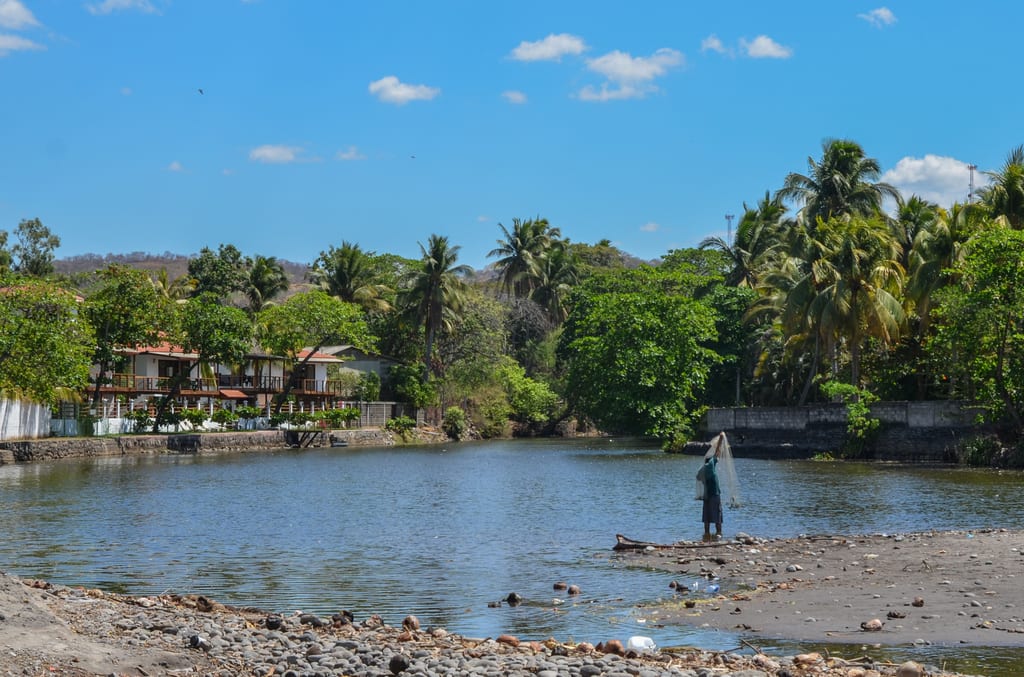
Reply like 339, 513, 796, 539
0, 1, 1017, 270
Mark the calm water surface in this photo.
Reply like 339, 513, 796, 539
1, 437, 1022, 674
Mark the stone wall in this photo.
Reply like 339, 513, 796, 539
698, 401, 985, 462
0, 428, 437, 465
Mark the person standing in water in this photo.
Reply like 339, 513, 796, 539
701, 432, 725, 542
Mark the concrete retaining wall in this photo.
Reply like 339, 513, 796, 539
0, 428, 435, 465
0, 399, 51, 440
699, 401, 985, 462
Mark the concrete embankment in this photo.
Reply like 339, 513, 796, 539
0, 428, 442, 464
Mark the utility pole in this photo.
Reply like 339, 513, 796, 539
725, 213, 735, 242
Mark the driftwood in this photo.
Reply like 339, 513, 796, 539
613, 534, 731, 551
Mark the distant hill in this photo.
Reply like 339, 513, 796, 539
54, 252, 311, 285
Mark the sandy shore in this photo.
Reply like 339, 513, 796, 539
613, 528, 1024, 650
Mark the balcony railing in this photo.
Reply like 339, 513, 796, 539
98, 374, 351, 397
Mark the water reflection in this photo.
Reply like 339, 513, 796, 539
0, 439, 1023, 675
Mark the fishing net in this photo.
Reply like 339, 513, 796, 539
694, 432, 741, 507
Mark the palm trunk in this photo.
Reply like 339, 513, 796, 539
797, 333, 821, 406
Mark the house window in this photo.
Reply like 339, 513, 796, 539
158, 360, 178, 378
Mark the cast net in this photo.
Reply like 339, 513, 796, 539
695, 432, 741, 507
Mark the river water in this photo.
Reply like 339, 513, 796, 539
1, 437, 1022, 674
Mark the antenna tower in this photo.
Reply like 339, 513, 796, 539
968, 164, 977, 203
725, 213, 735, 242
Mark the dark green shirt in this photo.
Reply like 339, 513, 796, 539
703, 457, 720, 497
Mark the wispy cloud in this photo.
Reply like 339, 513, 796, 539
0, 0, 39, 30
502, 90, 527, 104
859, 7, 897, 28
167, 160, 184, 172
881, 154, 985, 207
741, 35, 792, 59
86, 0, 158, 16
249, 144, 305, 164
120, 86, 132, 96
641, 221, 660, 233
700, 34, 729, 56
0, 33, 43, 55
477, 215, 490, 223
578, 47, 683, 101
336, 146, 365, 161
510, 33, 586, 62
368, 75, 440, 105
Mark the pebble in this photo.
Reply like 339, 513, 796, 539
7, 576, 980, 677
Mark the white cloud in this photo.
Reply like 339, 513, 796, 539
741, 35, 792, 59
859, 7, 897, 28
881, 154, 987, 207
477, 215, 490, 223
222, 168, 235, 176
86, 0, 158, 16
579, 47, 683, 101
368, 75, 440, 105
641, 221, 660, 233
502, 90, 527, 104
510, 33, 586, 62
0, 33, 42, 55
167, 160, 183, 172
0, 0, 39, 30
336, 145, 365, 161
249, 144, 304, 164
700, 34, 728, 55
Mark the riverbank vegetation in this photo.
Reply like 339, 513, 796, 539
4, 139, 1024, 462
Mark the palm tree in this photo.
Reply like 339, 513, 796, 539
810, 216, 906, 388
245, 255, 290, 314
892, 195, 940, 272
778, 138, 900, 225
398, 234, 472, 376
978, 145, 1024, 229
700, 190, 786, 287
151, 268, 195, 300
530, 244, 578, 324
310, 242, 393, 313
488, 217, 562, 298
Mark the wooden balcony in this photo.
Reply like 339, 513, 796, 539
97, 374, 352, 399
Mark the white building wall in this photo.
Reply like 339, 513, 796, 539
0, 398, 51, 440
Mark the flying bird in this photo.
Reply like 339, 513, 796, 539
198, 88, 204, 95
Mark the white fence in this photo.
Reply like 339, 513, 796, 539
0, 398, 52, 441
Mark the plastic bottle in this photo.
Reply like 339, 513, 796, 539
706, 581, 720, 594
626, 635, 657, 653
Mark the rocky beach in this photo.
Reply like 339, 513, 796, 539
1, 530, 1007, 676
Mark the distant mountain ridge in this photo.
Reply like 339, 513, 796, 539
54, 252, 311, 285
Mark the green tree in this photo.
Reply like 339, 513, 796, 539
530, 244, 578, 324
778, 138, 899, 224
810, 216, 906, 388
930, 227, 1024, 431
0, 276, 94, 404
488, 217, 561, 298
398, 234, 472, 377
978, 145, 1024, 229
245, 255, 290, 314
10, 218, 61, 278
0, 231, 11, 272
83, 265, 167, 408
258, 290, 375, 412
151, 268, 196, 300
188, 244, 248, 301
699, 190, 785, 288
558, 268, 720, 443
310, 242, 393, 313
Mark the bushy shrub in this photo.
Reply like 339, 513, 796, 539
180, 408, 208, 430
442, 406, 468, 440
319, 407, 360, 428
211, 408, 239, 428
236, 405, 262, 419
385, 415, 416, 441
125, 409, 152, 434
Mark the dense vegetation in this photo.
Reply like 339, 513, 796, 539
4, 139, 1024, 454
